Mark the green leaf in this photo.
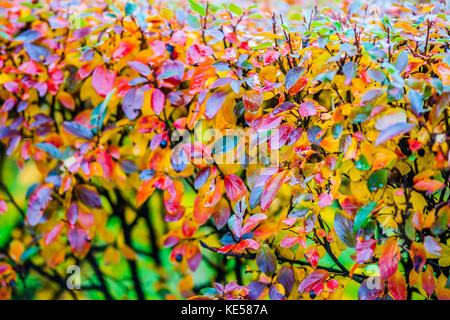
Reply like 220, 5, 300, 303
354, 202, 377, 232
188, 0, 206, 16
228, 3, 243, 16
18, 15, 36, 23
251, 42, 272, 50
124, 2, 137, 16
367, 169, 388, 191
19, 246, 40, 262
248, 13, 263, 19
208, 4, 222, 13
90, 88, 115, 133
355, 155, 370, 171
186, 13, 201, 29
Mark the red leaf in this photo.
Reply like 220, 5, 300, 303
280, 236, 298, 248
43, 222, 64, 245
112, 40, 134, 60
269, 123, 292, 150
0, 200, 6, 215
243, 90, 263, 112
224, 174, 248, 201
186, 44, 213, 65
305, 246, 319, 269
339, 196, 362, 217
97, 150, 114, 179
151, 88, 165, 116
410, 242, 426, 272
262, 49, 280, 66
414, 179, 445, 193
298, 269, 330, 294
189, 60, 214, 95
242, 213, 267, 234
19, 60, 44, 75
388, 270, 407, 300
379, 237, 400, 279
422, 265, 436, 298
260, 171, 285, 212
285, 66, 306, 94
92, 65, 116, 97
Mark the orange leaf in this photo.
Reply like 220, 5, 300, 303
414, 179, 445, 193
57, 91, 75, 110
136, 179, 156, 207
388, 269, 407, 300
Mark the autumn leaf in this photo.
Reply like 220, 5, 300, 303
379, 237, 400, 280
224, 174, 248, 202
256, 244, 277, 276
75, 185, 102, 209
388, 270, 407, 300
334, 212, 356, 248
260, 171, 285, 212
27, 185, 53, 226
92, 65, 116, 97
68, 226, 91, 258
242, 90, 263, 113
298, 270, 330, 294
422, 265, 436, 298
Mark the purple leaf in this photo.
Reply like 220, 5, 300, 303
375, 122, 415, 146
285, 66, 305, 91
63, 121, 94, 140
127, 61, 151, 76
123, 87, 144, 120
205, 90, 227, 119
256, 244, 277, 276
75, 186, 102, 209
27, 185, 53, 226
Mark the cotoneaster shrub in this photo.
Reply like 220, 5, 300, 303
0, 0, 449, 300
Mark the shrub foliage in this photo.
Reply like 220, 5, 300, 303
0, 0, 450, 300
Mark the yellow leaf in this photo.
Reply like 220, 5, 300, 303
119, 244, 137, 261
